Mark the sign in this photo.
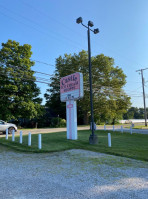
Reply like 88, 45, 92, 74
60, 72, 83, 102
60, 72, 84, 140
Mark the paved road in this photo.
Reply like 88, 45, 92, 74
0, 126, 89, 137
18, 126, 89, 135
0, 125, 148, 137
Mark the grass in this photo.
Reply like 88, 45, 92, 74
0, 130, 148, 162
132, 125, 148, 129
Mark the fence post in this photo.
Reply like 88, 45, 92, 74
12, 129, 15, 142
6, 129, 8, 140
20, 131, 23, 144
130, 126, 132, 135
113, 125, 115, 132
121, 125, 123, 133
108, 133, 111, 147
104, 124, 106, 130
38, 134, 42, 149
28, 133, 31, 146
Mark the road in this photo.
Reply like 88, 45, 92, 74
0, 126, 89, 137
0, 125, 148, 137
96, 126, 148, 134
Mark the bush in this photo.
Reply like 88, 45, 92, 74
50, 117, 66, 127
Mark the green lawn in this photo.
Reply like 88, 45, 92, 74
0, 130, 148, 162
133, 125, 148, 129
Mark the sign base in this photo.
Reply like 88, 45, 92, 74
66, 100, 77, 140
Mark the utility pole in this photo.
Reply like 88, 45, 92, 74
136, 68, 148, 126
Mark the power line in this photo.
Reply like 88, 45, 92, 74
5, 64, 141, 94
0, 62, 53, 77
21, 0, 85, 38
0, 3, 143, 71
0, 5, 83, 49
0, 75, 50, 85
32, 60, 55, 67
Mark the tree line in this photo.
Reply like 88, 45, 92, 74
0, 39, 136, 127
123, 107, 148, 120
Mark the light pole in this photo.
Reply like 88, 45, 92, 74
76, 17, 99, 144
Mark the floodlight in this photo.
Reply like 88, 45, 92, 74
76, 17, 83, 24
76, 16, 99, 144
94, 28, 99, 34
88, 21, 94, 27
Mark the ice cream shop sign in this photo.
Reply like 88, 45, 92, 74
60, 72, 83, 140
60, 72, 83, 102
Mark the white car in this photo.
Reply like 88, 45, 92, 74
0, 120, 17, 134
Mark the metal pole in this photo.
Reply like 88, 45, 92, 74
88, 26, 98, 144
141, 70, 147, 126
88, 26, 94, 136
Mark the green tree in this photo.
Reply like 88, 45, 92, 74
123, 107, 138, 119
0, 40, 43, 121
45, 50, 131, 124
123, 107, 148, 119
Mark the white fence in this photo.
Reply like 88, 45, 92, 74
5, 130, 42, 149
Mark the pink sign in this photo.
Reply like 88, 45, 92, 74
60, 73, 80, 94
67, 104, 73, 108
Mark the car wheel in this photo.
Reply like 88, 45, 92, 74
8, 127, 15, 134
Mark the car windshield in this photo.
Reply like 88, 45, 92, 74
0, 120, 5, 124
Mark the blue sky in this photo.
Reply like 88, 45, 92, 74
0, 0, 148, 107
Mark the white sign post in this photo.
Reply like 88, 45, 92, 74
28, 133, 31, 146
60, 72, 83, 140
108, 133, 111, 147
38, 134, 42, 149
104, 124, 106, 130
12, 129, 15, 142
121, 125, 123, 133
66, 100, 77, 139
113, 125, 115, 132
6, 129, 8, 140
20, 131, 23, 144
130, 126, 132, 134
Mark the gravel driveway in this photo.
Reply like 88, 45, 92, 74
0, 146, 148, 199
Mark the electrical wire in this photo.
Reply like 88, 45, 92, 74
31, 60, 55, 67
0, 2, 143, 71
0, 5, 83, 49
0, 62, 54, 77
0, 63, 145, 99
